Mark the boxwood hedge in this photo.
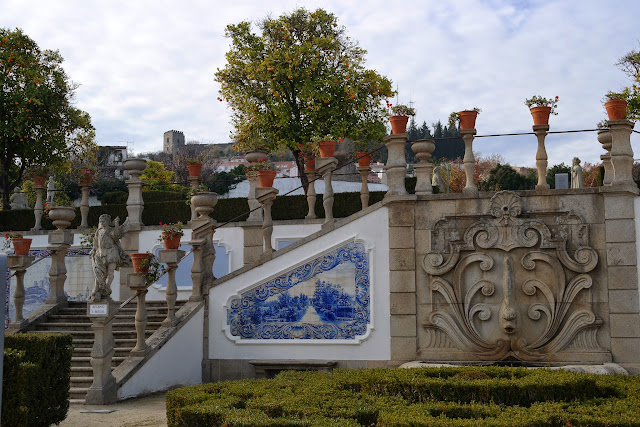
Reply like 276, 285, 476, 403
166, 366, 640, 426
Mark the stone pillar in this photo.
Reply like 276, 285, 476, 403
85, 301, 118, 405
79, 183, 90, 229
7, 255, 35, 327
123, 158, 147, 231
608, 120, 636, 192
412, 139, 436, 196
45, 228, 74, 305
598, 129, 613, 186
533, 124, 550, 190
384, 134, 408, 197
188, 176, 200, 223
357, 166, 371, 210
461, 129, 478, 196
256, 187, 279, 255
243, 225, 263, 266
127, 273, 149, 356
305, 168, 317, 219
189, 216, 216, 302
316, 157, 338, 224
158, 249, 185, 327
31, 184, 44, 231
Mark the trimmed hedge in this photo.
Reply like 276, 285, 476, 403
3, 333, 73, 427
101, 191, 128, 205
166, 366, 637, 427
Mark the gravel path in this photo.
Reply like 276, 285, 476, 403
59, 392, 167, 427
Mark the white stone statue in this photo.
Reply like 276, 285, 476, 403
90, 214, 131, 302
571, 157, 584, 189
432, 165, 445, 191
46, 176, 55, 203
10, 186, 29, 209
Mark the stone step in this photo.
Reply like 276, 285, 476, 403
73, 347, 137, 357
48, 313, 168, 322
70, 387, 89, 400
72, 338, 138, 346
70, 376, 93, 387
72, 356, 127, 368
70, 399, 85, 405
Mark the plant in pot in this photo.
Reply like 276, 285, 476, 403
186, 157, 204, 177
525, 95, 559, 125
350, 118, 386, 166
311, 134, 339, 158
28, 165, 49, 186
252, 159, 278, 187
603, 92, 628, 121
75, 165, 97, 185
298, 142, 319, 171
3, 231, 32, 255
131, 251, 166, 284
388, 103, 416, 134
157, 221, 184, 250
448, 107, 482, 130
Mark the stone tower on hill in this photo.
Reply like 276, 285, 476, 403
163, 130, 185, 155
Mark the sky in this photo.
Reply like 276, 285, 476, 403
2, 0, 639, 168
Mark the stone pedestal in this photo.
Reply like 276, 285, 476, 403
316, 157, 338, 224
7, 255, 35, 327
533, 124, 550, 190
45, 229, 74, 305
256, 187, 279, 255
411, 139, 436, 196
608, 120, 636, 192
158, 249, 186, 327
245, 151, 266, 222
461, 129, 478, 196
31, 185, 44, 231
127, 273, 150, 356
188, 176, 201, 223
189, 216, 216, 302
598, 129, 613, 186
305, 169, 317, 219
384, 134, 408, 197
124, 158, 147, 231
357, 166, 371, 210
79, 183, 90, 229
85, 300, 119, 405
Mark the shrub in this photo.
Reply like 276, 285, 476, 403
3, 333, 73, 426
166, 366, 635, 427
101, 191, 128, 205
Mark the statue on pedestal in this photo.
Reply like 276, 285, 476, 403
46, 176, 55, 204
90, 214, 131, 302
432, 166, 445, 192
571, 157, 584, 189
10, 187, 29, 209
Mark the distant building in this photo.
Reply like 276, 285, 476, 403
96, 145, 128, 179
164, 130, 185, 155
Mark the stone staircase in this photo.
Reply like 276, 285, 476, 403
31, 300, 187, 404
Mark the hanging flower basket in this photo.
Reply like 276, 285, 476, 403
356, 152, 371, 167
605, 99, 627, 121
258, 170, 277, 187
187, 162, 203, 177
318, 140, 337, 158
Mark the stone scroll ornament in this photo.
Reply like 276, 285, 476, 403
90, 214, 131, 302
422, 191, 603, 361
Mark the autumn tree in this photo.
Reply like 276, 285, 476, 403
215, 8, 393, 191
0, 28, 95, 209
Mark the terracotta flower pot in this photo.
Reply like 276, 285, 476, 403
389, 115, 409, 134
131, 253, 151, 273
258, 170, 277, 187
318, 140, 337, 158
304, 155, 316, 171
530, 106, 552, 125
12, 238, 32, 256
187, 162, 203, 177
458, 110, 479, 130
162, 233, 181, 250
33, 174, 46, 186
356, 152, 371, 167
605, 99, 627, 121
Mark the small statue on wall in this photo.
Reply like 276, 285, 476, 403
10, 186, 29, 209
571, 157, 584, 189
432, 166, 445, 192
90, 214, 131, 302
46, 176, 56, 204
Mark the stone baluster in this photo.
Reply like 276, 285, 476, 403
256, 187, 279, 255
85, 300, 118, 405
598, 129, 613, 186
31, 184, 44, 231
7, 254, 35, 328
383, 133, 408, 197
461, 129, 478, 196
245, 151, 266, 222
357, 166, 371, 210
316, 157, 338, 224
189, 193, 217, 301
188, 175, 201, 223
158, 249, 185, 327
608, 120, 636, 192
127, 273, 149, 356
123, 158, 147, 231
79, 182, 90, 229
412, 139, 436, 196
533, 124, 550, 190
305, 167, 317, 219
45, 212, 75, 305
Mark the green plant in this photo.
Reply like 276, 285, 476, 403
26, 165, 49, 177
186, 185, 211, 205
525, 95, 559, 114
139, 251, 166, 284
597, 119, 609, 129
389, 104, 416, 116
253, 159, 277, 171
158, 221, 184, 243
74, 164, 97, 182
605, 91, 627, 101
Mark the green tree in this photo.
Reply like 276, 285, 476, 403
610, 47, 640, 121
0, 28, 95, 209
215, 8, 393, 191
546, 163, 571, 189
479, 163, 536, 191
140, 160, 180, 192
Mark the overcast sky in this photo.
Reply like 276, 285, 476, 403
2, 0, 639, 167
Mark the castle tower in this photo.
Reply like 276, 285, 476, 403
163, 130, 185, 155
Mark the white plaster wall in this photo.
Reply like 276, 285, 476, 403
117, 306, 204, 399
272, 223, 322, 250
209, 207, 391, 361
